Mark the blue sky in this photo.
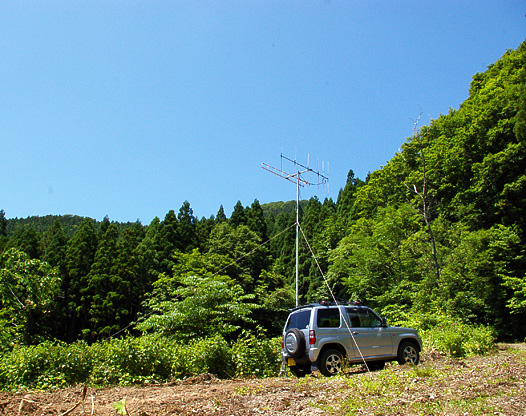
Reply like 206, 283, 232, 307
1, 1, 524, 224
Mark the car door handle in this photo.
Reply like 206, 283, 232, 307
352, 331, 358, 335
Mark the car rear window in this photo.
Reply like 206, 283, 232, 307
286, 310, 311, 330
317, 308, 341, 328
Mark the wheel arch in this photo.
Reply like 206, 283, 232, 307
319, 342, 347, 359
397, 337, 421, 353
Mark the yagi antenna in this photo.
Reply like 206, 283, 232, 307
261, 151, 329, 189
261, 145, 329, 307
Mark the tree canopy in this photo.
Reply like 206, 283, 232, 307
2, 41, 526, 345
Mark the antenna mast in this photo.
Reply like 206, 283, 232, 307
262, 146, 329, 307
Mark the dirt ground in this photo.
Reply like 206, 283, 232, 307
1, 344, 525, 416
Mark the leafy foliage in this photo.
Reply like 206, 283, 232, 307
231, 329, 282, 377
0, 248, 60, 345
138, 253, 258, 340
413, 314, 496, 357
0, 334, 282, 390
113, 399, 129, 415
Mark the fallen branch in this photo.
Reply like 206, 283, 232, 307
18, 398, 37, 416
59, 385, 88, 416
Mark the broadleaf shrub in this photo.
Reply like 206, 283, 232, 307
176, 335, 235, 378
0, 333, 282, 391
231, 330, 281, 377
88, 334, 178, 386
422, 320, 495, 357
401, 313, 496, 357
0, 340, 92, 390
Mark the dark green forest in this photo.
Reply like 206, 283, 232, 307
1, 41, 526, 351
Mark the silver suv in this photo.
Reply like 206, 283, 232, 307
281, 302, 422, 377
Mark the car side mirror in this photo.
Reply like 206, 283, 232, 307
381, 317, 388, 327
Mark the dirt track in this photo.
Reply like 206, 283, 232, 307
1, 345, 525, 415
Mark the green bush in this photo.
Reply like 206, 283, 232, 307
231, 330, 281, 377
0, 333, 282, 390
410, 314, 496, 357
0, 320, 17, 356
177, 335, 235, 378
89, 335, 178, 386
0, 340, 92, 390
423, 321, 495, 357
389, 312, 496, 358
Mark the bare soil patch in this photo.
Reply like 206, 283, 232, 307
1, 344, 525, 415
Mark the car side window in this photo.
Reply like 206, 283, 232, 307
346, 308, 361, 327
346, 308, 382, 327
286, 310, 311, 330
360, 310, 382, 327
317, 308, 341, 328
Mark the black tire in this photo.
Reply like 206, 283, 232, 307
289, 364, 311, 378
318, 349, 344, 377
397, 341, 420, 365
367, 360, 385, 371
284, 328, 305, 358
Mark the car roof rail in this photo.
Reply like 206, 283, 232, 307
320, 299, 366, 307
289, 303, 320, 312
290, 300, 367, 311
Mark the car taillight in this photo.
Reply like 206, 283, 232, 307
309, 330, 316, 345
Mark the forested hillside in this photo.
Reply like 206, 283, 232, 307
1, 41, 525, 350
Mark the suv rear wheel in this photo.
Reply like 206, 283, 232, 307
318, 349, 343, 377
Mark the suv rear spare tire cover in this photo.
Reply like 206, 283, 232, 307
284, 328, 305, 358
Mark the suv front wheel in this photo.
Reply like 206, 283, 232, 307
318, 349, 344, 377
397, 341, 420, 365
